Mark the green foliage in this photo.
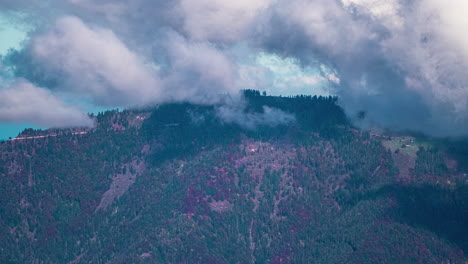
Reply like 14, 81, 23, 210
415, 147, 448, 176
0, 92, 465, 263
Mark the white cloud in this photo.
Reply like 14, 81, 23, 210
269, 0, 370, 55
0, 79, 93, 127
253, 0, 468, 134
375, 0, 468, 114
28, 17, 241, 106
179, 0, 271, 42
2, 0, 468, 135
217, 105, 295, 130
341, 0, 403, 29
31, 16, 161, 107
162, 32, 239, 103
423, 0, 468, 60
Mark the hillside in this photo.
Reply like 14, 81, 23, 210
0, 92, 467, 263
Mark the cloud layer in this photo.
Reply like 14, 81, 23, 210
0, 80, 93, 127
31, 16, 161, 107
1, 0, 467, 135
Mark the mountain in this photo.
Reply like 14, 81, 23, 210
0, 91, 467, 263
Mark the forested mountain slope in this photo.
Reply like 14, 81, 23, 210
0, 91, 467, 263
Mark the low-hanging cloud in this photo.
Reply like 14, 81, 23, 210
1, 0, 468, 135
0, 79, 93, 128
216, 104, 296, 130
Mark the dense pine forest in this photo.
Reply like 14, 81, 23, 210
0, 91, 467, 263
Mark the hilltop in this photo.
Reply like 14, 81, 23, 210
0, 91, 467, 263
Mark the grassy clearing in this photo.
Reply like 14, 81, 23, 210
382, 136, 435, 158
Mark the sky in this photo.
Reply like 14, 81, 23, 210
0, 0, 468, 138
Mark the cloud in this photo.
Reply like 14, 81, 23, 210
252, 0, 468, 135
160, 31, 239, 104
67, 0, 125, 23
0, 79, 93, 127
178, 0, 271, 43
30, 16, 161, 107
349, 0, 468, 135
1, 0, 468, 135
216, 104, 295, 130
256, 0, 371, 58
379, 0, 468, 109
10, 17, 240, 107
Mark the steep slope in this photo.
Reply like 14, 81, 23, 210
0, 93, 466, 263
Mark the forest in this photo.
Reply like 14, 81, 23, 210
0, 90, 466, 263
